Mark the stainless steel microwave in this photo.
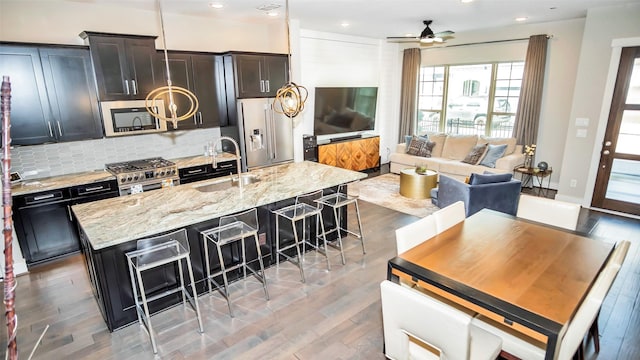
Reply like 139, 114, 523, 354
100, 100, 167, 137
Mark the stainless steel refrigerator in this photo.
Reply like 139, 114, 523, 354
235, 98, 294, 170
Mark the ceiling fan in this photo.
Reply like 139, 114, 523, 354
387, 20, 455, 44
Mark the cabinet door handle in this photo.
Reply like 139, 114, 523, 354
125, 80, 130, 95
198, 111, 203, 125
131, 80, 137, 95
67, 205, 73, 221
34, 193, 55, 201
57, 121, 63, 136
265, 80, 270, 93
83, 186, 106, 192
260, 80, 265, 93
187, 169, 204, 174
47, 122, 53, 137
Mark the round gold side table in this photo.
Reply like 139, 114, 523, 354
399, 168, 438, 199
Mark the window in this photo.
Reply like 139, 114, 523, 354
417, 62, 524, 137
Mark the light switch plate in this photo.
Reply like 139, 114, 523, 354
576, 117, 589, 127
576, 129, 588, 138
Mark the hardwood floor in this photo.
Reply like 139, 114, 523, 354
2, 173, 639, 359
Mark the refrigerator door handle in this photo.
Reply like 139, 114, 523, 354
270, 108, 277, 160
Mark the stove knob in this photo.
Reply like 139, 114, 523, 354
120, 176, 127, 183
127, 175, 133, 182
171, 169, 176, 175
160, 170, 165, 176
133, 175, 139, 181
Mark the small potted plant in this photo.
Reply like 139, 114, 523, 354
415, 163, 428, 174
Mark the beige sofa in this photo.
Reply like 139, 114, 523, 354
389, 133, 524, 181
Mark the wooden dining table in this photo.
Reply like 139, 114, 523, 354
387, 209, 614, 360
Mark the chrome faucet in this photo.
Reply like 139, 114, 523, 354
211, 136, 243, 185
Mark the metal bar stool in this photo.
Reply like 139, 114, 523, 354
272, 189, 343, 283
200, 208, 269, 317
125, 228, 203, 354
316, 181, 366, 255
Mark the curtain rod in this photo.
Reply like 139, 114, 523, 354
422, 34, 552, 49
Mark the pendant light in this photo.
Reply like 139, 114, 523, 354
146, 0, 199, 129
273, 0, 308, 118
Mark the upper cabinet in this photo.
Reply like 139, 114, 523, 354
226, 53, 289, 98
0, 44, 103, 145
153, 52, 227, 130
80, 32, 157, 101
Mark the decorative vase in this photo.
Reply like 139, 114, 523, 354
524, 156, 532, 169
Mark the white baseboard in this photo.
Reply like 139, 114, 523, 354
554, 194, 584, 204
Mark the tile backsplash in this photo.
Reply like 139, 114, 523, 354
10, 127, 220, 179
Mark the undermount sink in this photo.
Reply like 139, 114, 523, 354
194, 174, 260, 192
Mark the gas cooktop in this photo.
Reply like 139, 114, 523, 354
105, 157, 175, 174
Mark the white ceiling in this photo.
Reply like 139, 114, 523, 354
67, 0, 640, 40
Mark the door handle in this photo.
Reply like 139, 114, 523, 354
67, 205, 73, 221
260, 80, 265, 93
265, 80, 270, 93
131, 80, 137, 95
603, 150, 610, 155
57, 121, 63, 136
125, 80, 130, 95
47, 122, 53, 137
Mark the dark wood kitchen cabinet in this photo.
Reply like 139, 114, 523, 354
225, 53, 289, 98
81, 32, 157, 101
0, 44, 103, 145
154, 51, 227, 130
13, 189, 79, 266
12, 180, 118, 267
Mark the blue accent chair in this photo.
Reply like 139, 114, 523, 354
431, 173, 521, 217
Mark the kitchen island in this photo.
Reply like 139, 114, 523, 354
72, 161, 367, 331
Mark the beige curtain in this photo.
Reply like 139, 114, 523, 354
398, 48, 421, 142
513, 35, 548, 148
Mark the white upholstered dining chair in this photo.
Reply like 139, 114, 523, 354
395, 215, 438, 255
472, 240, 630, 360
433, 201, 466, 233
516, 194, 581, 231
381, 280, 502, 360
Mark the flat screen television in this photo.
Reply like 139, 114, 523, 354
313, 87, 378, 137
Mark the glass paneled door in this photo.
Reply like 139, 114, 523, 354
592, 46, 640, 215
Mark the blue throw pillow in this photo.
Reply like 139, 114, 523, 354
479, 144, 508, 168
469, 172, 513, 185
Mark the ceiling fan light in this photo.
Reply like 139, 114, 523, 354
434, 37, 444, 43
420, 37, 434, 43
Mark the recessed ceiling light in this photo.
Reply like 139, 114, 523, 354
405, 33, 414, 37
209, 2, 223, 8
267, 11, 279, 17
341, 22, 350, 27
461, 0, 474, 3
256, 4, 281, 12
515, 17, 528, 22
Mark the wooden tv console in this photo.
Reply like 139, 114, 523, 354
318, 135, 380, 172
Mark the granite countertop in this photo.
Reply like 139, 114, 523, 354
10, 153, 237, 196
72, 161, 367, 250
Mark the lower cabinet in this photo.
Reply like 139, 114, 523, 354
318, 136, 380, 171
13, 180, 119, 267
13, 189, 79, 266
178, 161, 238, 184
